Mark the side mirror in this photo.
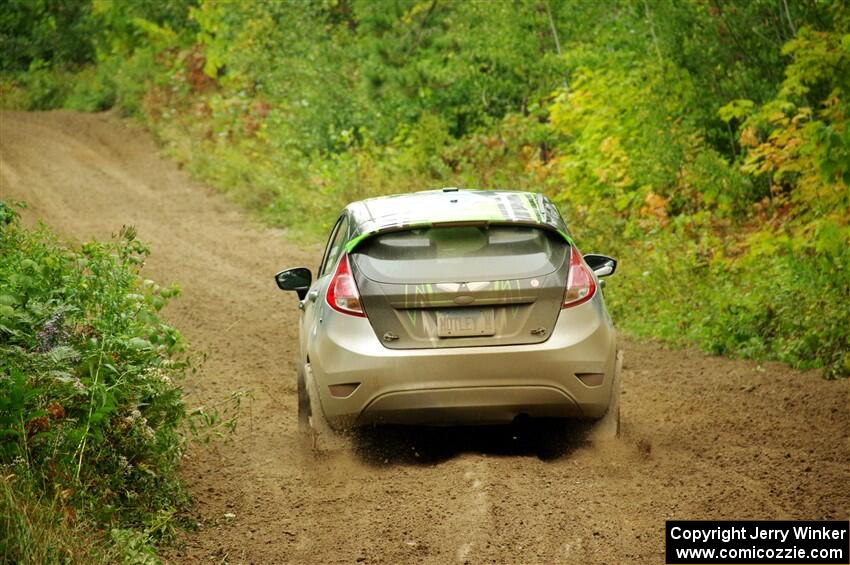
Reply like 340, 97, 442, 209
583, 254, 617, 278
275, 267, 312, 300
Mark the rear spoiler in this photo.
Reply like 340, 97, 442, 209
344, 220, 575, 254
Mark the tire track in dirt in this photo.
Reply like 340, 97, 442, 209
2, 110, 848, 564
452, 457, 492, 563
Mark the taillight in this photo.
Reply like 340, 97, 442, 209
326, 254, 366, 317
562, 246, 596, 308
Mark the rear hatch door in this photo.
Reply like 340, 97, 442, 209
351, 224, 569, 349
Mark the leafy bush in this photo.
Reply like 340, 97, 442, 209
2, 60, 76, 110
0, 202, 188, 563
606, 224, 850, 379
0, 0, 97, 73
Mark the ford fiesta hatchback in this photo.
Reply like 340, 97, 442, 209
275, 188, 621, 447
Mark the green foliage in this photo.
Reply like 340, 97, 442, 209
609, 224, 850, 378
0, 206, 189, 562
350, 0, 568, 140
2, 59, 76, 110
1, 475, 164, 564
0, 0, 98, 72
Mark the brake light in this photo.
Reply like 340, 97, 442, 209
327, 254, 366, 317
562, 246, 596, 308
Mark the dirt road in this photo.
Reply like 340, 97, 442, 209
1, 110, 848, 564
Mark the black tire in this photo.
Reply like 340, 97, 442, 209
302, 364, 346, 453
297, 366, 310, 434
590, 350, 623, 441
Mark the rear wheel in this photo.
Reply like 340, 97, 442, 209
590, 350, 622, 441
297, 366, 310, 434
302, 364, 346, 453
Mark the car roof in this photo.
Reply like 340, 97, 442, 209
343, 188, 573, 252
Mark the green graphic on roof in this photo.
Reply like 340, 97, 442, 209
344, 189, 573, 252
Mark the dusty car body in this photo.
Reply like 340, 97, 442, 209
275, 189, 621, 441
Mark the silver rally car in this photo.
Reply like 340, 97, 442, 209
275, 188, 621, 446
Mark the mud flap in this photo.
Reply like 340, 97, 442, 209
590, 349, 623, 441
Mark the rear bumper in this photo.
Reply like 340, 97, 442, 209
357, 385, 582, 426
307, 297, 617, 428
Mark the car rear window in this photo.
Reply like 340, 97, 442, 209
351, 225, 568, 283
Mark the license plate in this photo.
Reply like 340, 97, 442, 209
436, 308, 495, 337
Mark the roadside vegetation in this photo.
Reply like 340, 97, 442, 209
1, 0, 847, 380
0, 202, 188, 563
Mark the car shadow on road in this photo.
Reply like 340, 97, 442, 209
349, 418, 594, 467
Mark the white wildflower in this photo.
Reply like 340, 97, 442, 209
124, 408, 143, 427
